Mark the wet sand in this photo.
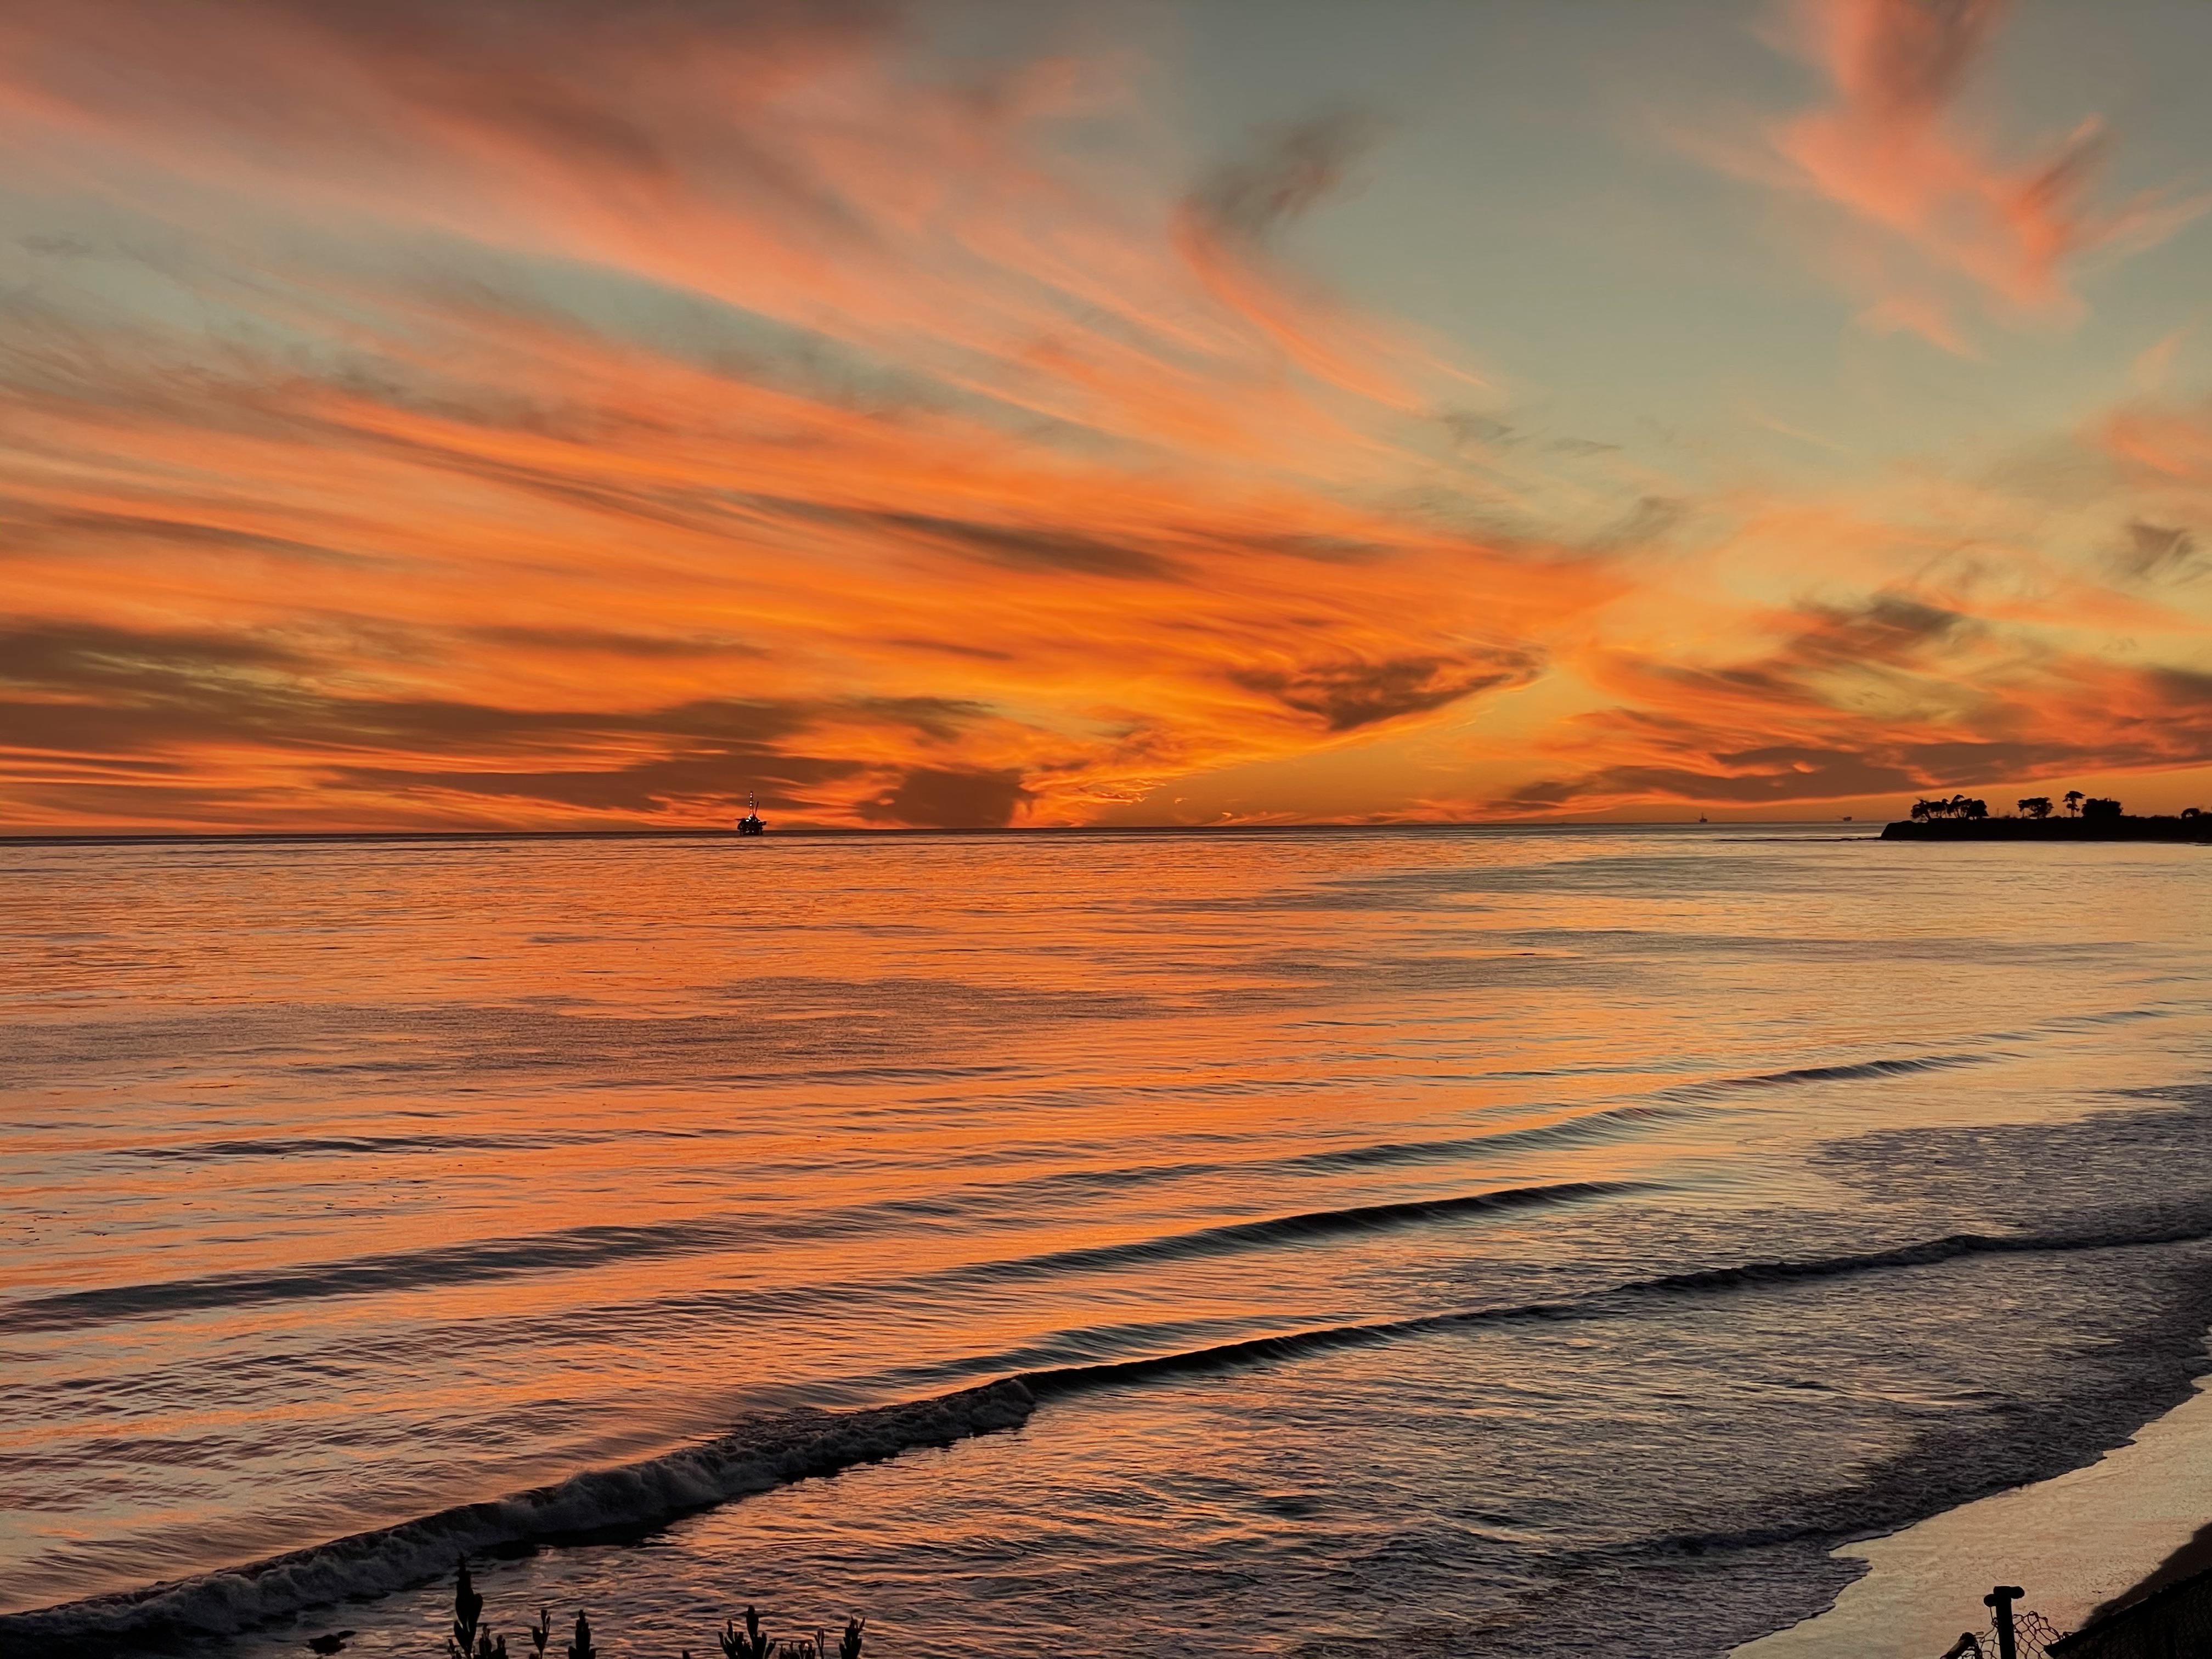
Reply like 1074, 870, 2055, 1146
1734, 1356, 2212, 1656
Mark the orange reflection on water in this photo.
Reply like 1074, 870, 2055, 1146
8, 826, 2212, 1618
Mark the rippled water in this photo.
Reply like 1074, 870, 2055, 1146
7, 825, 2212, 1656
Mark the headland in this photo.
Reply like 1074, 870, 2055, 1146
1882, 816, 2212, 842
1883, 791, 2212, 841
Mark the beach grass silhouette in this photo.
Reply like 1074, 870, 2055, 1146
426, 1560, 860, 1659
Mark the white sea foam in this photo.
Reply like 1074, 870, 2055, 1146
0, 1381, 1035, 1650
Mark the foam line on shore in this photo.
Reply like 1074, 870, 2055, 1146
0, 1381, 1037, 1654
15, 1205, 2212, 1650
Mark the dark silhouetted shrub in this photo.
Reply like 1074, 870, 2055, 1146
438, 1560, 859, 1659
721, 1606, 775, 1659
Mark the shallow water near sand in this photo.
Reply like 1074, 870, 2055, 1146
7, 824, 2212, 1656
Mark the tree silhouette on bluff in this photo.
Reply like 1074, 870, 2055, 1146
1910, 794, 1988, 821
1893, 787, 2190, 832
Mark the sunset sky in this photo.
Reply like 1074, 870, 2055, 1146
5, 0, 2212, 830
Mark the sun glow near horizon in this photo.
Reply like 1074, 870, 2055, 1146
4, 0, 2212, 832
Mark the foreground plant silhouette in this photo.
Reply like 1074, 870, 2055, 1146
448, 1559, 482, 1656
445, 1559, 507, 1658
721, 1607, 771, 1659
441, 1559, 865, 1659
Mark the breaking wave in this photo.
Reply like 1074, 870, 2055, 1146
0, 1382, 1038, 1655
15, 1203, 2212, 1651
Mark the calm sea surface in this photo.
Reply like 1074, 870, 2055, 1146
7, 826, 2212, 1656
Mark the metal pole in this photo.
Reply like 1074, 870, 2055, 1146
1984, 1585, 2024, 1659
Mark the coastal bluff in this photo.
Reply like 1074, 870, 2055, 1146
1882, 816, 2212, 842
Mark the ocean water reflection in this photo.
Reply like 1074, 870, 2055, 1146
4, 826, 2211, 1655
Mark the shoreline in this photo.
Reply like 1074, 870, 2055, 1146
1735, 1352, 2212, 1656
1882, 817, 2212, 843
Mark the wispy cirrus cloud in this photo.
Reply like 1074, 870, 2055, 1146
1712, 0, 2207, 352
2, 0, 2210, 830
0, 0, 1620, 830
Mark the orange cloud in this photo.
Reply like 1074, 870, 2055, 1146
1748, 0, 2205, 349
0, 1, 1622, 831
1501, 572, 2212, 815
1, 1, 2209, 832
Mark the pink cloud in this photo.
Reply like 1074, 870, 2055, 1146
1760, 0, 2204, 348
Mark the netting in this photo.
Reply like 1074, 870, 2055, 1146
1988, 1606, 2067, 1658
1939, 1606, 2069, 1658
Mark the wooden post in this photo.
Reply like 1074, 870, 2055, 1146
1984, 1585, 2024, 1659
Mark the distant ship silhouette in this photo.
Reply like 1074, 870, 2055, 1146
737, 793, 766, 836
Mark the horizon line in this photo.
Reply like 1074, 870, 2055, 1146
0, 818, 1874, 848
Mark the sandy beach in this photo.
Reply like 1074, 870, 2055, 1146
1738, 1356, 2212, 1656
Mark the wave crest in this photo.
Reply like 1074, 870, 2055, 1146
0, 1380, 1035, 1653
18, 1201, 2212, 1650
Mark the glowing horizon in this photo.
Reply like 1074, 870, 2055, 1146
5, 0, 2212, 831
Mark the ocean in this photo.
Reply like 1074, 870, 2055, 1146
5, 824, 2212, 1657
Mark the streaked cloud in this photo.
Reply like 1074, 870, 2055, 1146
1716, 0, 2207, 352
0, 0, 2208, 828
